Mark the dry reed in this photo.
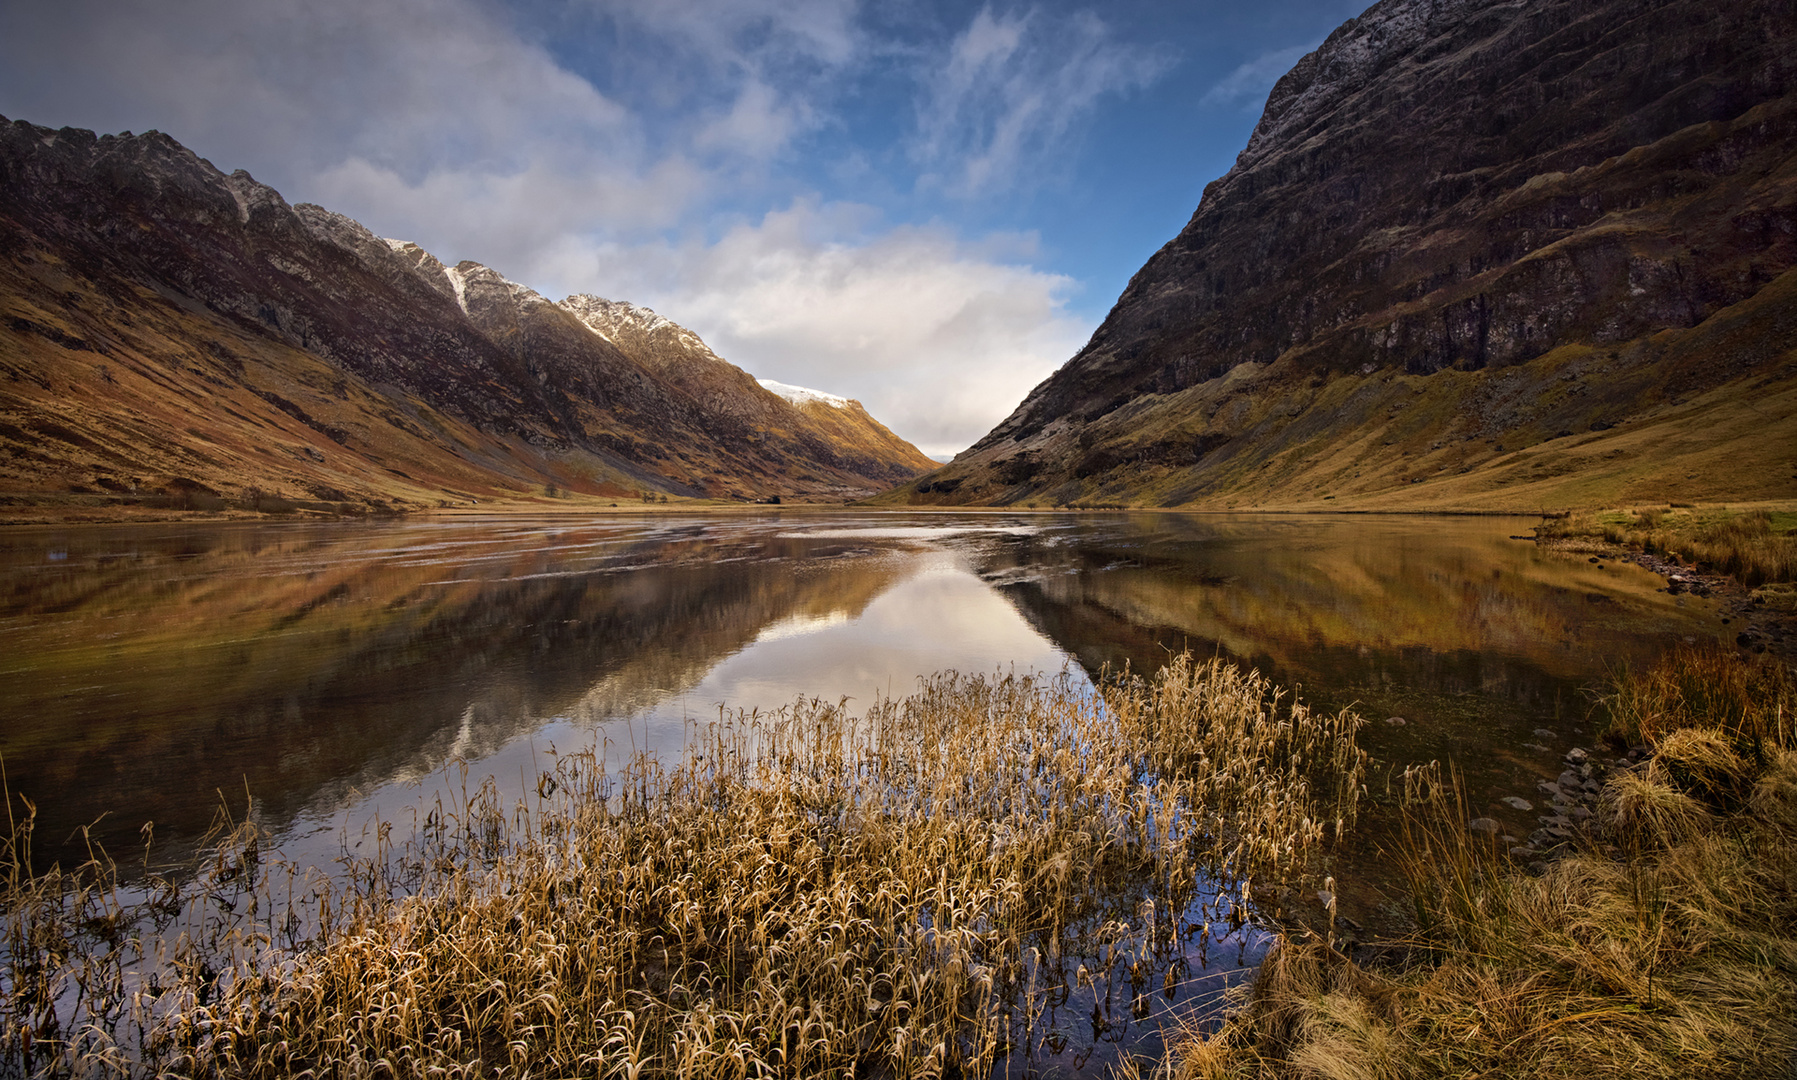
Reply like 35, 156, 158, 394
3, 654, 1366, 1078
1161, 648, 1797, 1080
1594, 642, 1795, 758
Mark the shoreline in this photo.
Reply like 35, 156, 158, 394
15, 496, 1794, 529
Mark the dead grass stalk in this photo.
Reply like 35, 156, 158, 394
1160, 648, 1797, 1079
3, 655, 1366, 1078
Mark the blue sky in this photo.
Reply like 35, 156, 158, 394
0, 0, 1366, 457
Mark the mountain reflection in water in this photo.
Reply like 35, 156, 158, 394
0, 512, 1726, 872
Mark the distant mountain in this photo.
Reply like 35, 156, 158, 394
753, 379, 940, 479
0, 118, 932, 512
556, 297, 935, 485
897, 0, 1797, 511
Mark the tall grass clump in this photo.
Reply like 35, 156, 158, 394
2, 655, 1366, 1078
0, 785, 270, 1080
1595, 643, 1795, 760
1643, 509, 1797, 587
1531, 511, 1592, 541
1162, 648, 1797, 1080
1541, 506, 1797, 587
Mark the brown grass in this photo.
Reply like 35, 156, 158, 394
1593, 642, 1795, 759
1159, 648, 1797, 1080
2, 655, 1366, 1078
1539, 507, 1797, 587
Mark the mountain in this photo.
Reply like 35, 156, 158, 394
755, 378, 941, 477
557, 297, 935, 485
0, 119, 933, 514
897, 0, 1797, 511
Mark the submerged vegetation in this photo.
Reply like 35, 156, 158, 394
1537, 506, 1797, 587
1164, 646, 1797, 1079
2, 656, 1366, 1078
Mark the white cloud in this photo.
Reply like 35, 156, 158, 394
309, 155, 710, 289
592, 200, 1088, 458
692, 79, 811, 162
581, 0, 859, 165
1198, 42, 1316, 110
590, 0, 862, 72
913, 6, 1173, 198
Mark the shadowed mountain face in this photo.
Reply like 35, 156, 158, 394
900, 0, 1797, 511
0, 120, 933, 509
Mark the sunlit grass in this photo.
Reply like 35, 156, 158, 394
1539, 506, 1797, 586
2, 654, 1366, 1078
1160, 647, 1797, 1080
1592, 642, 1795, 757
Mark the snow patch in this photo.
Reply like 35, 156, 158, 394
559, 295, 682, 340
443, 265, 469, 314
226, 183, 251, 225
494, 271, 538, 301
759, 379, 850, 409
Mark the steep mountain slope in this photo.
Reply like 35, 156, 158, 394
900, 0, 1797, 511
0, 119, 931, 512
754, 378, 941, 477
560, 297, 936, 483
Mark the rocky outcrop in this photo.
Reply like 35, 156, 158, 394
0, 119, 932, 508
904, 0, 1797, 510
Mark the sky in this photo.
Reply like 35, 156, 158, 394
0, 0, 1367, 459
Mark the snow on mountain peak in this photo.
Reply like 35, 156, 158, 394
758, 379, 850, 409
376, 237, 471, 314
559, 294, 676, 339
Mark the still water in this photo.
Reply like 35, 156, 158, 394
0, 510, 1731, 1071
1, 510, 1726, 874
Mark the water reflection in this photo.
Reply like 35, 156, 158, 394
0, 511, 1736, 1076
0, 512, 1727, 874
970, 513, 1711, 674
972, 512, 1726, 831
0, 517, 1069, 868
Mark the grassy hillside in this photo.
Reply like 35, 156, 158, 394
882, 264, 1797, 513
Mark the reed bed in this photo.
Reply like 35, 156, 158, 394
2, 654, 1366, 1078
1161, 647, 1797, 1080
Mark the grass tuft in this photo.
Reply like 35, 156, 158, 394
1594, 643, 1795, 760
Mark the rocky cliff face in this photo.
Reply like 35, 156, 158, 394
0, 120, 932, 510
905, 0, 1797, 510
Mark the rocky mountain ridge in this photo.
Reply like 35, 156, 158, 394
898, 0, 1797, 511
0, 118, 934, 512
